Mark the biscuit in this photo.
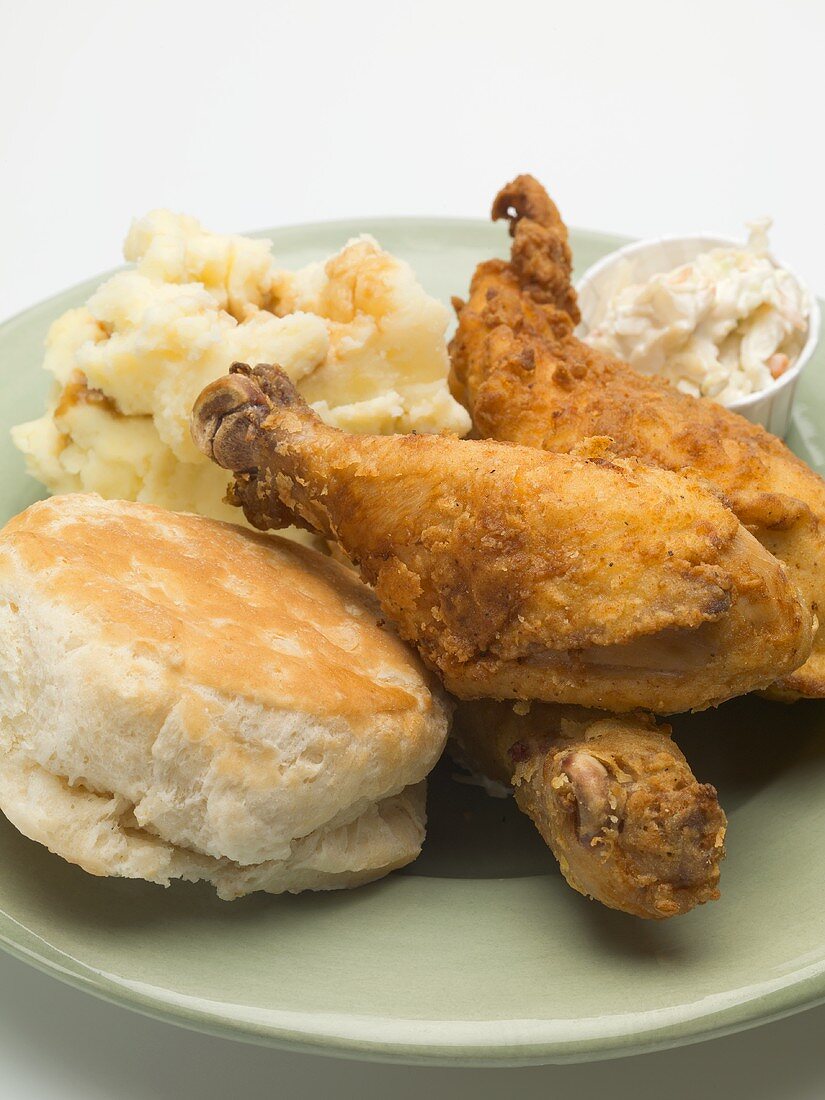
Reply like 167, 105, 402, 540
0, 495, 450, 897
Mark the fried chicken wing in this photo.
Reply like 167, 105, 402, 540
191, 363, 812, 713
449, 174, 825, 699
452, 701, 726, 918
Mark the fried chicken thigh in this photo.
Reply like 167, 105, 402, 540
453, 701, 726, 918
192, 363, 812, 713
449, 174, 825, 699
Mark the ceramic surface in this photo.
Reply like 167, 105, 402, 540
0, 219, 824, 1065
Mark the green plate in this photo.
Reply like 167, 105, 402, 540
1, 218, 824, 1067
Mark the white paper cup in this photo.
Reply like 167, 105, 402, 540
576, 235, 821, 438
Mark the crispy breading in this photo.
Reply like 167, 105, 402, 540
452, 701, 726, 919
191, 363, 812, 714
449, 174, 825, 699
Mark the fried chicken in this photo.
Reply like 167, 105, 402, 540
452, 701, 726, 918
449, 174, 825, 700
191, 362, 812, 713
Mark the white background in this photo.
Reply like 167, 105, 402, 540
1, 0, 825, 1096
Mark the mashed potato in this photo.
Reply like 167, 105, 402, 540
14, 211, 470, 529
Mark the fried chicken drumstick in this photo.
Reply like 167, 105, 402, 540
452, 702, 726, 918
192, 363, 812, 714
449, 174, 825, 700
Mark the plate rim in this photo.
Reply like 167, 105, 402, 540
0, 216, 626, 334
3, 917, 825, 1066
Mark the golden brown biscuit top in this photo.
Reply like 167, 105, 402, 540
0, 495, 430, 719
